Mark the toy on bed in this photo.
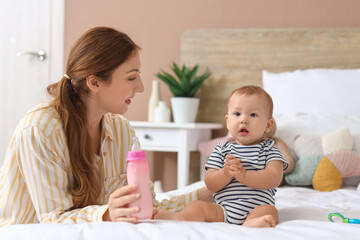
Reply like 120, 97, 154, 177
328, 213, 360, 224
285, 127, 360, 191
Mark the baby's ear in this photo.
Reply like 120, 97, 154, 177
264, 118, 276, 138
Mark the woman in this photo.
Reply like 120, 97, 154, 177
0, 27, 211, 225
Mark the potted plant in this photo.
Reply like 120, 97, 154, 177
155, 62, 211, 123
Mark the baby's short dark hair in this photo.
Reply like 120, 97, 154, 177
229, 85, 273, 118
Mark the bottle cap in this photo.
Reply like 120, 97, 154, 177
127, 150, 146, 160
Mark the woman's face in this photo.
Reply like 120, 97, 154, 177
97, 50, 144, 115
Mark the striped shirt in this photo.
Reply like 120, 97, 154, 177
205, 138, 288, 225
0, 102, 196, 226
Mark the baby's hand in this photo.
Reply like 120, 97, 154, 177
223, 154, 241, 179
226, 154, 247, 182
233, 163, 246, 182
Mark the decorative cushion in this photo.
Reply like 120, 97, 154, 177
284, 155, 322, 186
326, 151, 360, 177
274, 112, 360, 159
322, 127, 353, 155
293, 135, 323, 157
312, 156, 343, 191
285, 127, 360, 191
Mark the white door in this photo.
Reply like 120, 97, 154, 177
0, 0, 64, 165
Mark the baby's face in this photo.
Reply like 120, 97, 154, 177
226, 93, 273, 145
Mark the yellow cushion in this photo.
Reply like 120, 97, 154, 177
312, 156, 343, 191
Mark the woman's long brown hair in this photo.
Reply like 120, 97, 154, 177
47, 27, 140, 209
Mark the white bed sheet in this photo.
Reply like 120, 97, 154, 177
1, 182, 360, 240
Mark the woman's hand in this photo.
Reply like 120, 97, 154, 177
103, 184, 140, 223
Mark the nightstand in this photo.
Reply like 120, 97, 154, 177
129, 121, 223, 188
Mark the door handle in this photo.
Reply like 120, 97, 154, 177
16, 49, 46, 61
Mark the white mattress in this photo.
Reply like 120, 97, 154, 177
1, 182, 360, 240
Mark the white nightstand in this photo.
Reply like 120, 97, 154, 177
130, 121, 223, 188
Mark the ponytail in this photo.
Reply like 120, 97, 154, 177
48, 77, 103, 208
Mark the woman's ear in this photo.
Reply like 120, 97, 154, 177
86, 75, 100, 92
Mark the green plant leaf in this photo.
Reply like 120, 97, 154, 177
156, 72, 184, 96
169, 85, 184, 96
180, 65, 191, 94
155, 63, 211, 97
156, 71, 178, 87
171, 62, 182, 80
187, 65, 199, 83
188, 72, 211, 97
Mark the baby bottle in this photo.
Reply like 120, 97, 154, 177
126, 136, 153, 219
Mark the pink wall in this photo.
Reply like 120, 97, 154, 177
65, 0, 360, 190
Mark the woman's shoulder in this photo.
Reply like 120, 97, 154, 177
104, 113, 131, 126
103, 113, 134, 134
17, 102, 62, 136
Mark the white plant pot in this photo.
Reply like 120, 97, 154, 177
170, 97, 200, 123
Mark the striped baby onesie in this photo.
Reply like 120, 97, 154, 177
205, 138, 288, 225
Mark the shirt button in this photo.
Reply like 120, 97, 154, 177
103, 152, 107, 157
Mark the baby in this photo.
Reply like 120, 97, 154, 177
154, 85, 288, 227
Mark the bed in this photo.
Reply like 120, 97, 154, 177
0, 183, 359, 239
1, 28, 360, 239
0, 183, 359, 240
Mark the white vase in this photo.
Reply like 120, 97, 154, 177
154, 101, 171, 123
148, 80, 161, 122
170, 97, 200, 123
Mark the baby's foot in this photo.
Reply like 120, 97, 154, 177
153, 208, 186, 221
243, 215, 276, 228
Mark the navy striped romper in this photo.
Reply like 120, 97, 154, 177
205, 138, 288, 225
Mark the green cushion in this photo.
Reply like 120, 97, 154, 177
285, 155, 323, 186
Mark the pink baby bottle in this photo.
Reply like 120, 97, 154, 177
126, 136, 153, 219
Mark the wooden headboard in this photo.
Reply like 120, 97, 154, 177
181, 28, 360, 136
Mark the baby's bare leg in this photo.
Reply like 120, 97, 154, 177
154, 200, 224, 222
242, 205, 279, 228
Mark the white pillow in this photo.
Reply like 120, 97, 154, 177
274, 112, 360, 158
262, 69, 360, 116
